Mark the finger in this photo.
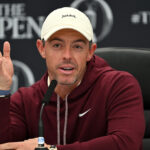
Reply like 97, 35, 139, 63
24, 138, 38, 144
3, 41, 11, 58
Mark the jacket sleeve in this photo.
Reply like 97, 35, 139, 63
0, 90, 28, 143
57, 73, 145, 150
0, 96, 10, 143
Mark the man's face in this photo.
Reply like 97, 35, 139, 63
37, 29, 96, 86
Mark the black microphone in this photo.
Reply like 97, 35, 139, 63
35, 80, 57, 150
42, 80, 57, 104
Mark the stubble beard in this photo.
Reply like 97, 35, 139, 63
53, 71, 79, 86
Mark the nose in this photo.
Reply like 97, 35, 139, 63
62, 47, 72, 60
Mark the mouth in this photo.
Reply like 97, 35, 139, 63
60, 67, 74, 71
59, 66, 75, 75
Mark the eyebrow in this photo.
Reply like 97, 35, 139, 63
49, 38, 87, 44
49, 38, 63, 43
72, 39, 87, 44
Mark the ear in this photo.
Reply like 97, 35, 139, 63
36, 39, 46, 59
87, 43, 97, 61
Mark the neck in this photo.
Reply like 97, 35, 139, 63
55, 81, 80, 100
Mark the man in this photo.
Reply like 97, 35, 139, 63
0, 7, 145, 150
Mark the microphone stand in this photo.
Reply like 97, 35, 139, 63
35, 80, 57, 150
38, 103, 46, 146
35, 102, 48, 150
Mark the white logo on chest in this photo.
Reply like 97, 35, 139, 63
79, 108, 91, 117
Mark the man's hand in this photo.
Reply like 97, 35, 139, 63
0, 138, 43, 150
0, 41, 14, 90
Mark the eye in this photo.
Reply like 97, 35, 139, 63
75, 45, 82, 49
73, 44, 83, 50
53, 43, 61, 48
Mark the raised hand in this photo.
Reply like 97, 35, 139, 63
0, 41, 14, 90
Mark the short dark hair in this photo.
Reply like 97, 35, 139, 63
42, 39, 45, 47
89, 40, 93, 50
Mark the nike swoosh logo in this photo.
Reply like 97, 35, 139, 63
79, 108, 91, 117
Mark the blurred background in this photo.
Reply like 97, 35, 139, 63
0, 0, 150, 92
